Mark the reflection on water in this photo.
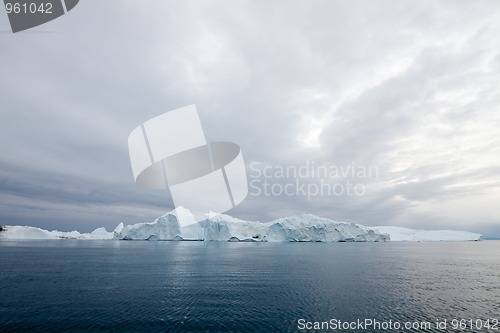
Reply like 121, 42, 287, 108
0, 240, 499, 332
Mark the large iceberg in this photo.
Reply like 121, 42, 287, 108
113, 208, 387, 242
0, 207, 484, 242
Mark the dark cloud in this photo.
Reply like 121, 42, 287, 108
1, 1, 500, 237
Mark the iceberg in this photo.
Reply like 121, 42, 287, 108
0, 226, 52, 239
112, 208, 387, 242
0, 207, 484, 242
117, 207, 204, 241
368, 226, 483, 242
265, 215, 386, 242
0, 225, 113, 240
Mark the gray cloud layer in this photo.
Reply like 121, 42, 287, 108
1, 1, 499, 236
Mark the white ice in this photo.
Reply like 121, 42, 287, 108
368, 226, 483, 242
0, 207, 483, 242
114, 208, 387, 242
0, 225, 113, 240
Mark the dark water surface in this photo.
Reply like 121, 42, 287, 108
0, 240, 499, 332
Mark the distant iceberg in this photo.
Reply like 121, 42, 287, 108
0, 225, 113, 240
0, 207, 483, 242
368, 226, 483, 242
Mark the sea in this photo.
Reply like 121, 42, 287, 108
0, 240, 499, 332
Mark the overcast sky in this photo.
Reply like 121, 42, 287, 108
1, 1, 500, 237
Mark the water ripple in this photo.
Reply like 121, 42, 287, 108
0, 240, 499, 332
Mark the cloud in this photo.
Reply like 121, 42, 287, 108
1, 1, 500, 236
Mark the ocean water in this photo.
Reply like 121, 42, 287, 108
0, 240, 499, 332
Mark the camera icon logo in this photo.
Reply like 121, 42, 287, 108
128, 105, 248, 226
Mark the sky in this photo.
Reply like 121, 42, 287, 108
1, 1, 500, 237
